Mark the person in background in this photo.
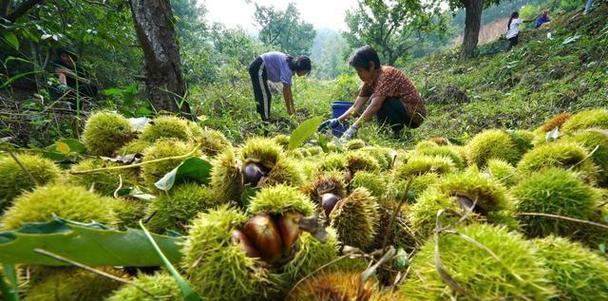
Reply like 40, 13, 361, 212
248, 52, 311, 121
319, 45, 426, 141
535, 10, 550, 28
53, 48, 98, 97
506, 11, 523, 51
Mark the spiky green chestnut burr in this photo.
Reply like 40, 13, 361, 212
345, 150, 380, 175
146, 183, 219, 233
140, 115, 192, 143
330, 187, 379, 250
345, 139, 366, 150
141, 138, 199, 190
240, 137, 282, 166
400, 224, 555, 300
566, 129, 608, 186
533, 236, 608, 301
69, 158, 139, 196
465, 129, 523, 167
82, 111, 134, 156
517, 141, 600, 183
24, 267, 125, 301
436, 169, 513, 215
248, 184, 315, 216
304, 146, 323, 157
281, 229, 339, 283
247, 185, 338, 287
301, 173, 347, 211
507, 129, 534, 154
408, 170, 518, 240
390, 173, 440, 202
112, 198, 148, 230
287, 271, 387, 301
414, 145, 465, 169
482, 159, 519, 187
209, 147, 242, 203
239, 137, 303, 188
359, 146, 397, 170
182, 206, 279, 301
394, 155, 455, 179
106, 272, 182, 301
319, 153, 347, 172
414, 140, 439, 149
116, 138, 150, 155
261, 157, 303, 187
193, 128, 232, 157
512, 167, 600, 238
0, 154, 60, 209
350, 171, 388, 199
561, 109, 608, 132
408, 188, 462, 240
272, 134, 290, 150
1, 184, 117, 230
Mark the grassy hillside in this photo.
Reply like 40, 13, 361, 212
404, 4, 608, 144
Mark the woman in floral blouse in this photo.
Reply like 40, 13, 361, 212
320, 45, 426, 140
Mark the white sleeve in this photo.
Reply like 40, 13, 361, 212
515, 18, 523, 25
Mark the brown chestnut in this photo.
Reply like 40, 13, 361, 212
231, 229, 261, 258
243, 214, 283, 263
321, 193, 340, 216
277, 211, 302, 251
243, 162, 267, 186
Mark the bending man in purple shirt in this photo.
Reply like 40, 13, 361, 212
248, 52, 311, 121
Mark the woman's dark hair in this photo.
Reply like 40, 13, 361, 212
348, 45, 381, 70
287, 55, 312, 74
507, 11, 519, 30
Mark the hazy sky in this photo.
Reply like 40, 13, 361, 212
201, 0, 358, 32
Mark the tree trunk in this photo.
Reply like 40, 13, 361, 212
128, 0, 192, 117
461, 0, 484, 58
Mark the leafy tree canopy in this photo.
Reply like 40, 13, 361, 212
254, 2, 316, 55
343, 0, 447, 66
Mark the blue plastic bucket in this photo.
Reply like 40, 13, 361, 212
331, 101, 353, 137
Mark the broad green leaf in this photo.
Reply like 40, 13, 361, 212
0, 218, 183, 267
318, 133, 329, 153
288, 116, 324, 150
56, 142, 71, 155
43, 138, 86, 161
600, 243, 606, 254
139, 221, 202, 301
155, 157, 212, 191
3, 33, 19, 50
